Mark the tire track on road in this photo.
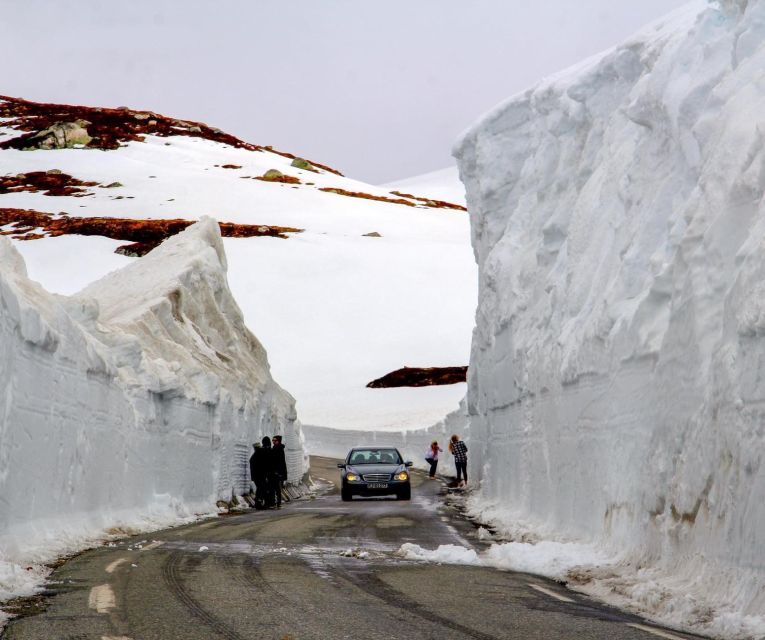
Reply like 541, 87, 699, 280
327, 565, 501, 640
218, 554, 316, 638
162, 552, 245, 640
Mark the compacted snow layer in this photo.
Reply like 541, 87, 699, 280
454, 1, 765, 637
0, 218, 305, 605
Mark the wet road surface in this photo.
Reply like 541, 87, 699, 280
2, 457, 708, 640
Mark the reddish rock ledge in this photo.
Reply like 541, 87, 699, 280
0, 208, 303, 256
319, 187, 416, 207
366, 366, 468, 388
389, 190, 467, 212
0, 171, 98, 197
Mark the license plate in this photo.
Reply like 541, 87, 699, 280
368, 483, 388, 489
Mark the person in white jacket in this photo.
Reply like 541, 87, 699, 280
425, 440, 443, 479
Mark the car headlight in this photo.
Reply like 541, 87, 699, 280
346, 472, 360, 481
394, 471, 409, 481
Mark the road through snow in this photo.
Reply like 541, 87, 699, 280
1, 458, 710, 640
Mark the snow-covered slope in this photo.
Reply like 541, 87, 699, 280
0, 98, 476, 431
455, 0, 765, 637
0, 218, 303, 604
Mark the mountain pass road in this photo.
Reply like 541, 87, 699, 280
2, 457, 708, 640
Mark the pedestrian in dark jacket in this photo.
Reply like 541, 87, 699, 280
252, 437, 275, 508
249, 443, 265, 509
272, 435, 288, 508
449, 434, 468, 487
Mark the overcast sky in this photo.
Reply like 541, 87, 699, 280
1, 1, 688, 183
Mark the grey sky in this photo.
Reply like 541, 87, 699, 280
1, 1, 688, 183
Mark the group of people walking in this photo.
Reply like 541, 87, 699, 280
249, 435, 288, 509
425, 434, 468, 487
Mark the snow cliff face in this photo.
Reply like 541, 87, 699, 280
0, 218, 304, 585
455, 1, 765, 636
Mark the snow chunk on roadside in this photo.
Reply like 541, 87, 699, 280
396, 540, 610, 580
483, 541, 612, 581
476, 527, 493, 541
397, 543, 480, 565
0, 561, 49, 602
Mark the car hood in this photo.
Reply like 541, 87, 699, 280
347, 463, 402, 475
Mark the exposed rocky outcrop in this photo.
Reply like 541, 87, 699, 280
389, 190, 467, 211
367, 366, 468, 388
0, 95, 343, 175
0, 171, 98, 197
319, 187, 416, 207
290, 157, 318, 172
256, 169, 301, 184
0, 208, 303, 254
22, 120, 92, 149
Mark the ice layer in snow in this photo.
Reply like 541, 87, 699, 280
454, 0, 765, 637
0, 218, 305, 605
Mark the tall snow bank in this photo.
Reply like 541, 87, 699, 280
0, 218, 305, 601
454, 1, 765, 637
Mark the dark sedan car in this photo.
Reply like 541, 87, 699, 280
338, 447, 413, 501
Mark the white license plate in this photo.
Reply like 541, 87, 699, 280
368, 483, 388, 489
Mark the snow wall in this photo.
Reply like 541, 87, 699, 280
0, 218, 306, 599
454, 1, 765, 637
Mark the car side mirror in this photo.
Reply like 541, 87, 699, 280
337, 463, 346, 469
405, 461, 413, 467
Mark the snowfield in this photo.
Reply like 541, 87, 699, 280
0, 219, 304, 614
455, 0, 765, 637
0, 117, 476, 432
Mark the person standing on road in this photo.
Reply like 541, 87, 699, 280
253, 437, 275, 508
272, 434, 288, 508
249, 442, 266, 509
449, 434, 468, 487
425, 440, 443, 479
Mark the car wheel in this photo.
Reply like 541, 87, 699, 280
341, 488, 352, 502
397, 487, 411, 501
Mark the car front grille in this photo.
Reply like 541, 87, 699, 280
363, 473, 392, 482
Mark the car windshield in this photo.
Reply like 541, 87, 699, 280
348, 448, 402, 465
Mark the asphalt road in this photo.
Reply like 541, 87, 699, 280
2, 457, 708, 640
